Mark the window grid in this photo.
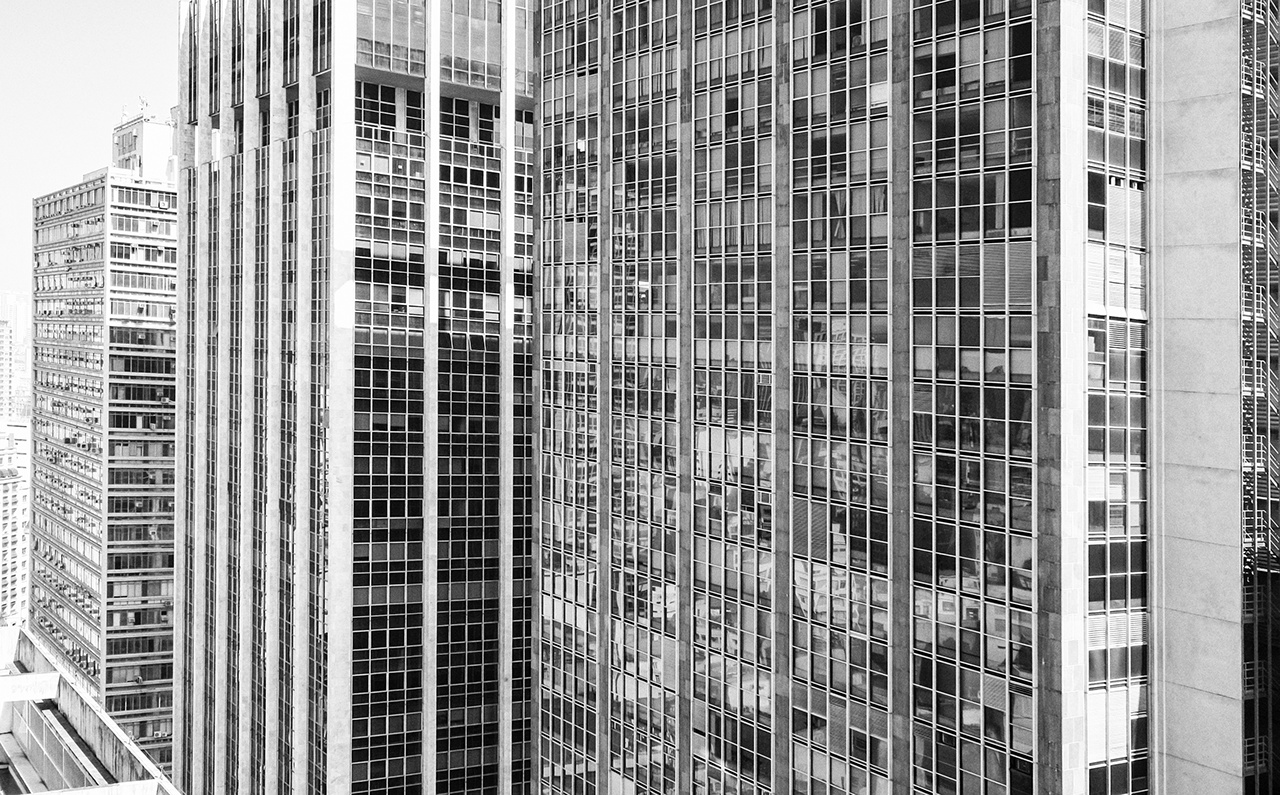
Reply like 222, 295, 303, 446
351, 81, 428, 795
909, 1, 1038, 793
538, 0, 606, 787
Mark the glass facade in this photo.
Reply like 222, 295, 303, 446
350, 83, 430, 791
791, 0, 894, 792
535, 1, 1189, 794
909, 2, 1038, 794
160, 2, 1280, 794
537, 0, 606, 787
610, 0, 680, 789
1082, 3, 1149, 793
178, 1, 332, 790
536, 0, 905, 792
178, 1, 531, 792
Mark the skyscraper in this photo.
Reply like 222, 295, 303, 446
30, 113, 179, 769
176, 2, 533, 793
0, 314, 31, 622
537, 1, 1264, 794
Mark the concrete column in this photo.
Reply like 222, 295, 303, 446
769, 0, 795, 790
595, 0, 616, 785
888, 0, 915, 789
1034, 2, 1091, 792
326, 0, 359, 789
499, 0, 519, 787
1149, 0, 1244, 790
420, 0, 443, 784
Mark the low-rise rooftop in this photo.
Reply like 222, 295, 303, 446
0, 628, 178, 794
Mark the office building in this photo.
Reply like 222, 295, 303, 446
176, 2, 532, 793
537, 0, 1271, 793
0, 321, 16, 422
0, 295, 33, 423
30, 114, 179, 769
0, 626, 181, 794
0, 424, 29, 626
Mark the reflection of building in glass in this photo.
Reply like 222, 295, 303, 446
176, 2, 532, 793
30, 114, 178, 771
538, 2, 1265, 794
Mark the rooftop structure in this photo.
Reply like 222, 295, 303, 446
0, 626, 179, 794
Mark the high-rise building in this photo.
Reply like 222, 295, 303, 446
30, 114, 179, 769
0, 320, 15, 421
0, 422, 30, 626
176, 2, 533, 793
0, 293, 34, 424
537, 1, 1266, 794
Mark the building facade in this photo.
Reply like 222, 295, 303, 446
0, 321, 15, 422
1152, 0, 1280, 791
537, 1, 1270, 795
0, 296, 33, 422
0, 424, 30, 626
30, 115, 179, 769
176, 2, 532, 793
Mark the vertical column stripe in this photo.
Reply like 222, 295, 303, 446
500, 0, 519, 788
889, 1, 914, 789
770, 1, 795, 790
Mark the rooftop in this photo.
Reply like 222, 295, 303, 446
0, 629, 178, 795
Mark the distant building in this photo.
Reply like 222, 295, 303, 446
30, 113, 178, 770
0, 321, 14, 421
0, 294, 32, 424
0, 625, 180, 794
0, 422, 29, 626
0, 319, 30, 424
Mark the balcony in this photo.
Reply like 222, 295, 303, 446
1242, 53, 1280, 113
1242, 145, 1280, 208
1241, 0, 1277, 24
1245, 433, 1280, 497
1244, 285, 1280, 360
1242, 204, 1280, 245
1241, 215, 1280, 286
1245, 507, 1280, 579
1244, 360, 1280, 429
1245, 660, 1269, 699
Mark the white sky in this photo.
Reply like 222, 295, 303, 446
0, 1, 179, 301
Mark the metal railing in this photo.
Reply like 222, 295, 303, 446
1245, 433, 1280, 495
1244, 285, 1280, 357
